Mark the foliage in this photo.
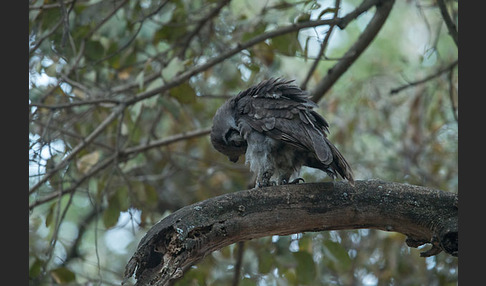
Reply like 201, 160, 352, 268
29, 0, 458, 285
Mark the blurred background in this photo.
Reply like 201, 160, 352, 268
29, 0, 458, 285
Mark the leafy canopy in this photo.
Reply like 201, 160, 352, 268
29, 0, 457, 285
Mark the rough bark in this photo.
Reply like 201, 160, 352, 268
123, 180, 458, 286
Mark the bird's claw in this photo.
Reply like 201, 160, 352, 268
279, 177, 305, 185
288, 177, 305, 184
256, 179, 277, 188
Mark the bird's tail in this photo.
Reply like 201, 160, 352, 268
327, 140, 355, 186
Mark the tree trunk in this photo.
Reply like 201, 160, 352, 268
123, 180, 458, 286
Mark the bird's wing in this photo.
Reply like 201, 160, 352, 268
233, 78, 333, 165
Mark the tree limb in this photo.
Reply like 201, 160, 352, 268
29, 127, 211, 210
28, 103, 127, 195
124, 180, 458, 286
125, 0, 381, 106
311, 0, 395, 102
177, 0, 232, 58
121, 128, 211, 157
437, 0, 458, 48
301, 0, 341, 90
389, 59, 458, 95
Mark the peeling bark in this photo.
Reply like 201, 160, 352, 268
124, 180, 458, 286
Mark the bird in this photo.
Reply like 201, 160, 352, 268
210, 78, 354, 187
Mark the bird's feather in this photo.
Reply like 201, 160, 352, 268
211, 77, 354, 186
234, 78, 332, 162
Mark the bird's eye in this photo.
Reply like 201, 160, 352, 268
225, 129, 242, 146
224, 129, 236, 142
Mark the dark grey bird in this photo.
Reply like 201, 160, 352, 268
210, 78, 354, 187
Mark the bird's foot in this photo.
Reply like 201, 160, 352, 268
279, 177, 305, 185
256, 171, 276, 188
256, 180, 277, 188
288, 177, 305, 184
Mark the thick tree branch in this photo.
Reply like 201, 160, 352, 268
124, 180, 458, 286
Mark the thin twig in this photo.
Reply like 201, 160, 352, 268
301, 0, 341, 90
448, 68, 458, 123
311, 0, 395, 102
89, 21, 144, 67
122, 127, 211, 156
61, 207, 104, 266
29, 0, 389, 201
437, 0, 458, 47
42, 186, 76, 275
177, 0, 232, 58
127, 1, 380, 106
29, 103, 126, 195
29, 0, 80, 10
29, 153, 116, 210
390, 59, 458, 95
30, 97, 122, 109
29, 16, 64, 56
83, 0, 129, 40
29, 127, 211, 209
231, 241, 245, 286
33, 119, 115, 151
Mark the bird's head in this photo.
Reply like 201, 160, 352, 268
210, 99, 247, 162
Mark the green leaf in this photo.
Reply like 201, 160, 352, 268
252, 42, 274, 66
258, 251, 275, 274
242, 22, 267, 42
161, 57, 184, 80
128, 182, 158, 211
317, 8, 338, 19
153, 24, 186, 44
106, 42, 121, 68
76, 151, 100, 174
103, 191, 123, 229
72, 24, 91, 39
29, 258, 43, 279
271, 32, 302, 56
293, 251, 316, 285
296, 13, 311, 23
45, 202, 56, 227
39, 8, 61, 31
174, 266, 206, 285
50, 267, 76, 284
145, 78, 165, 106
46, 154, 62, 188
122, 47, 138, 67
323, 240, 352, 272
240, 277, 257, 286
85, 40, 105, 61
282, 268, 297, 284
103, 204, 120, 229
45, 63, 57, 77
169, 83, 196, 104
103, 185, 130, 229
135, 70, 145, 91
